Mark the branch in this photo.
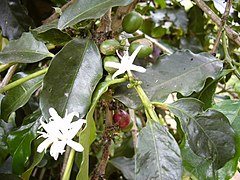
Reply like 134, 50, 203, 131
42, 0, 75, 24
211, 0, 232, 54
194, 0, 240, 46
91, 102, 114, 180
0, 64, 18, 88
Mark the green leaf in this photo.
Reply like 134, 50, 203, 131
0, 120, 14, 166
40, 38, 103, 119
154, 0, 166, 8
7, 118, 40, 175
76, 78, 127, 179
110, 157, 135, 180
114, 50, 223, 109
181, 141, 214, 180
169, 98, 236, 170
136, 121, 182, 179
31, 21, 72, 45
58, 0, 134, 29
0, 32, 54, 64
152, 8, 188, 31
1, 72, 43, 120
0, 0, 34, 40
213, 100, 240, 179
21, 139, 44, 180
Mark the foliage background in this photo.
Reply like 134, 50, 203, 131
0, 0, 240, 179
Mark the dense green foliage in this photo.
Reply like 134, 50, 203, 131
0, 0, 240, 179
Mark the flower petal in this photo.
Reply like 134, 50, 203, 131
37, 138, 54, 153
67, 119, 86, 139
67, 140, 84, 152
49, 107, 63, 122
104, 61, 121, 69
50, 140, 66, 160
129, 45, 143, 63
112, 69, 126, 79
130, 64, 146, 73
64, 111, 79, 124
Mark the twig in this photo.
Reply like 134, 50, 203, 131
222, 31, 240, 80
0, 68, 48, 93
42, 0, 75, 24
96, 9, 112, 33
193, 0, 240, 46
211, 0, 232, 55
91, 103, 114, 180
0, 64, 18, 88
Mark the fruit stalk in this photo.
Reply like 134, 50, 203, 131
127, 71, 164, 124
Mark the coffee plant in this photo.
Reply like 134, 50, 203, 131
0, 0, 240, 179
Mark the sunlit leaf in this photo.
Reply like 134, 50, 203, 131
136, 121, 182, 179
40, 38, 102, 119
0, 32, 54, 64
58, 0, 133, 29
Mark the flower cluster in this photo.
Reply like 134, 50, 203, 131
105, 45, 146, 79
37, 108, 86, 160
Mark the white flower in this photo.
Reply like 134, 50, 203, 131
37, 108, 86, 160
105, 45, 146, 79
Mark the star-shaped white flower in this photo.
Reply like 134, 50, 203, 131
37, 108, 86, 160
105, 45, 146, 79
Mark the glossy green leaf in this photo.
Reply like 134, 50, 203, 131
0, 0, 34, 40
7, 118, 40, 175
152, 8, 188, 31
1, 72, 43, 120
0, 32, 54, 64
21, 138, 44, 180
213, 100, 240, 179
114, 50, 223, 109
0, 120, 14, 166
110, 157, 135, 180
32, 21, 72, 45
58, 0, 133, 29
136, 121, 182, 179
181, 141, 214, 180
169, 98, 236, 170
40, 38, 102, 119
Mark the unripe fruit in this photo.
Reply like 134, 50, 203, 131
113, 110, 130, 129
100, 39, 120, 55
129, 38, 153, 58
103, 56, 119, 73
122, 12, 143, 33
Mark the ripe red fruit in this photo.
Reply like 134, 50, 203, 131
113, 110, 130, 129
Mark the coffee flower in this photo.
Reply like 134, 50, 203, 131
105, 45, 146, 79
37, 108, 86, 160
